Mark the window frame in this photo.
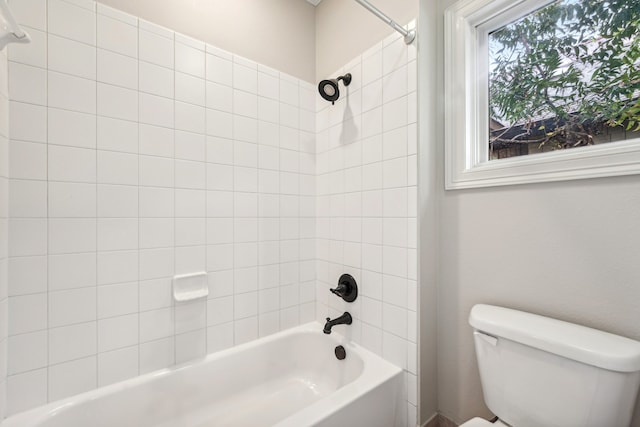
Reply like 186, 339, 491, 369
444, 0, 640, 190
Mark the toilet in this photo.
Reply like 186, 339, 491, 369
461, 304, 640, 427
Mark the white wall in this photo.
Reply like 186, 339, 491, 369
98, 0, 316, 83
431, 0, 640, 425
0, 46, 10, 419
315, 0, 418, 80
315, 27, 418, 427
5, 0, 315, 416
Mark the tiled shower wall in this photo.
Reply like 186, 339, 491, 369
0, 47, 10, 419
315, 27, 418, 427
5, 0, 315, 415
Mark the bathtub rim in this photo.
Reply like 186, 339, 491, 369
2, 321, 403, 427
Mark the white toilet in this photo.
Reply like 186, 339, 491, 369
461, 304, 640, 427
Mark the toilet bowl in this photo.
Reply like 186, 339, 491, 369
460, 304, 640, 427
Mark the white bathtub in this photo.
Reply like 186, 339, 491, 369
2, 322, 403, 427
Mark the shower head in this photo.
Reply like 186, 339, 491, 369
318, 73, 352, 105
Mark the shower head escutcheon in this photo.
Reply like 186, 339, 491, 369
318, 73, 352, 105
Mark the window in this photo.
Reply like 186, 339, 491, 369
444, 0, 640, 189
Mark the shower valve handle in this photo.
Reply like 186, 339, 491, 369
329, 274, 358, 303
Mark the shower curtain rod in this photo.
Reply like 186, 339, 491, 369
354, 0, 415, 44
0, 0, 31, 50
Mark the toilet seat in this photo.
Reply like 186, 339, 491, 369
459, 417, 509, 427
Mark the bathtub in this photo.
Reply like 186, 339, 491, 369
2, 322, 403, 427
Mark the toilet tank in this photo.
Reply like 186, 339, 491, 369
469, 305, 640, 427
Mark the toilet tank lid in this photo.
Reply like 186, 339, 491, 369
469, 304, 640, 372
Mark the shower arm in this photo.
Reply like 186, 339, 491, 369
353, 0, 415, 45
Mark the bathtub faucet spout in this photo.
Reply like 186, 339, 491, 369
323, 312, 352, 334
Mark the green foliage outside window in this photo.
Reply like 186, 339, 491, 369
489, 0, 640, 157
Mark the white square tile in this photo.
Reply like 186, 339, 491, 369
176, 42, 205, 78
382, 96, 407, 132
175, 188, 206, 217
98, 346, 138, 387
8, 256, 47, 296
139, 218, 174, 249
97, 250, 138, 285
206, 109, 233, 138
235, 316, 257, 345
382, 126, 408, 162
98, 83, 138, 122
8, 219, 47, 256
206, 190, 234, 217
139, 248, 174, 280
258, 72, 279, 100
176, 72, 205, 106
48, 182, 96, 218
206, 296, 233, 326
49, 108, 97, 149
206, 81, 232, 112
9, 102, 47, 143
206, 323, 233, 353
97, 14, 138, 58
48, 34, 97, 80
175, 329, 206, 364
48, 356, 97, 401
8, 330, 47, 374
9, 179, 47, 218
48, 71, 96, 114
206, 244, 233, 272
175, 245, 206, 275
175, 102, 205, 134
6, 369, 47, 416
383, 187, 407, 218
8, 293, 47, 335
139, 61, 174, 98
48, 321, 96, 365
97, 117, 138, 153
139, 156, 174, 188
233, 64, 257, 94
279, 79, 298, 106
258, 98, 279, 124
48, 145, 96, 183
97, 282, 138, 318
48, 252, 96, 291
97, 49, 138, 89
175, 299, 206, 334
97, 313, 138, 352
97, 151, 138, 185
48, 0, 96, 45
9, 63, 46, 105
48, 218, 96, 254
175, 218, 206, 246
97, 184, 138, 217
233, 116, 258, 143
382, 37, 407, 76
97, 218, 138, 251
139, 93, 174, 128
139, 307, 174, 342
139, 187, 174, 217
139, 30, 174, 69
206, 54, 232, 85
362, 48, 383, 86
175, 130, 205, 161
49, 287, 96, 328
175, 160, 205, 190
139, 278, 172, 311
139, 336, 174, 374
139, 124, 173, 158
233, 90, 258, 118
